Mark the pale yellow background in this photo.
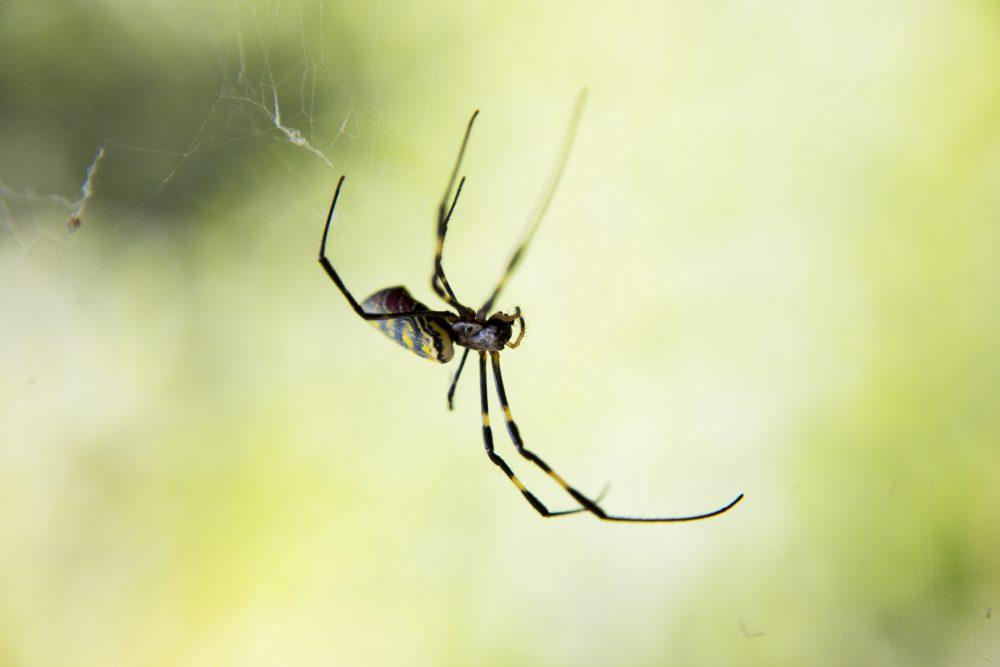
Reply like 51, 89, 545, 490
1, 1, 998, 665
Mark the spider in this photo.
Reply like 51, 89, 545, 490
318, 92, 744, 522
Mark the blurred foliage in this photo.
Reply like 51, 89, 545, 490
1, 1, 999, 665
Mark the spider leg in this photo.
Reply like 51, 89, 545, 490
446, 347, 471, 410
432, 176, 473, 314
430, 111, 480, 315
504, 308, 525, 349
477, 351, 597, 517
489, 351, 744, 523
319, 176, 456, 322
479, 90, 587, 319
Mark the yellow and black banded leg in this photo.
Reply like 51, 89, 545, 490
446, 347, 471, 410
478, 351, 595, 517
319, 176, 455, 322
489, 351, 744, 523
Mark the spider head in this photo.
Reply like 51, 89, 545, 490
450, 308, 524, 351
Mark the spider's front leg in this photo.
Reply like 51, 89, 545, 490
488, 351, 744, 523
476, 351, 600, 517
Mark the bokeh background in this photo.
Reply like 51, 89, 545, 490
2, 1, 999, 665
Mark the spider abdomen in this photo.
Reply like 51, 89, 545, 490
363, 286, 455, 363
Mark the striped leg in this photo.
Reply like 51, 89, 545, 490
489, 351, 744, 523
319, 176, 456, 322
478, 352, 594, 517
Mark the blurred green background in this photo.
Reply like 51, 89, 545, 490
2, 1, 999, 665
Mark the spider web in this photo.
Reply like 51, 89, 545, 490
0, 0, 405, 409
0, 144, 105, 252
0, 1, 364, 269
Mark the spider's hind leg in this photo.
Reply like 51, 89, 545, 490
319, 176, 453, 322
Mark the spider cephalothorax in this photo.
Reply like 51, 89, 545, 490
450, 308, 524, 352
317, 91, 744, 523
